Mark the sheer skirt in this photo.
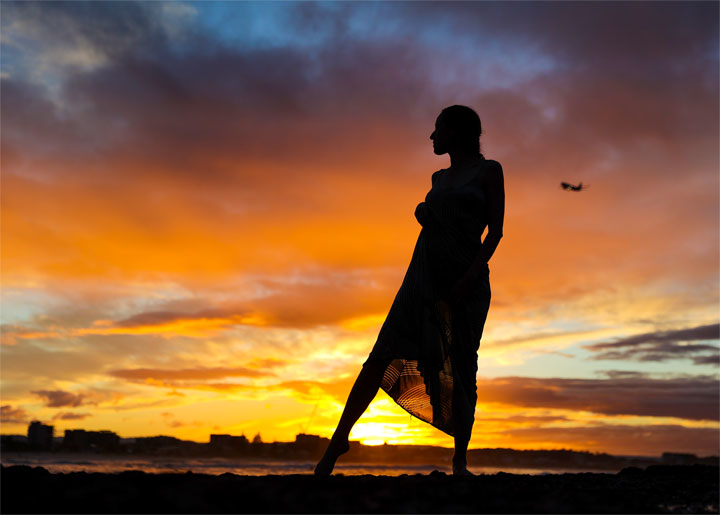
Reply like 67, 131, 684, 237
363, 257, 491, 439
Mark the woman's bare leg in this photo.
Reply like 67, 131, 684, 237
314, 359, 389, 476
453, 433, 472, 474
451, 380, 475, 475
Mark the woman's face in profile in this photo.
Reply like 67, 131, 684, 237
430, 114, 452, 155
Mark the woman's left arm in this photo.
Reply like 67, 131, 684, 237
470, 160, 505, 273
447, 161, 505, 304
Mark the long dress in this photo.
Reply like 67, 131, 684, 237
362, 154, 493, 441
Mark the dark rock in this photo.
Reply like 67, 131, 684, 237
618, 466, 645, 476
1, 464, 717, 514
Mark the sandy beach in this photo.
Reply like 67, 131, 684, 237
1, 463, 717, 514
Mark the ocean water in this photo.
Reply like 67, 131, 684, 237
0, 452, 617, 476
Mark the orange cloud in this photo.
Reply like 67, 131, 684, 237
0, 405, 29, 424
1, 325, 62, 346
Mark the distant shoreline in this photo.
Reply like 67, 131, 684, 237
0, 452, 622, 476
2, 464, 718, 514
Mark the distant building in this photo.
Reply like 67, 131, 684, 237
132, 435, 186, 454
0, 434, 29, 452
295, 433, 329, 451
63, 429, 120, 452
27, 421, 54, 450
252, 433, 263, 444
209, 434, 249, 451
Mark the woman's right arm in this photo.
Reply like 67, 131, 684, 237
415, 170, 443, 226
415, 202, 431, 225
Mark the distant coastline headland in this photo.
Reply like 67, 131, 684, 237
2, 420, 718, 471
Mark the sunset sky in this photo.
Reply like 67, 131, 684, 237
1, 1, 718, 457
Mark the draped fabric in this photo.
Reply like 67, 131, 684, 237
362, 155, 493, 440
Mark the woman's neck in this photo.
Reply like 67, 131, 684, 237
448, 151, 483, 172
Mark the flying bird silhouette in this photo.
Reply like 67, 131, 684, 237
561, 182, 588, 191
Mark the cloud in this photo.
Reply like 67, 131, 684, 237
51, 411, 92, 421
2, 1, 716, 306
45, 268, 400, 334
0, 404, 29, 424
31, 389, 87, 408
109, 366, 273, 382
476, 374, 719, 421
584, 323, 720, 364
160, 411, 203, 428
30, 389, 116, 408
475, 414, 569, 426
0, 1, 197, 84
107, 368, 358, 406
596, 370, 650, 380
114, 366, 720, 423
270, 377, 357, 404
1, 0, 715, 331
0, 324, 62, 346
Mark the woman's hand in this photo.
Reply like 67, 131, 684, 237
414, 202, 431, 226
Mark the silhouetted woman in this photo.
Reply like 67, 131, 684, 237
315, 105, 505, 476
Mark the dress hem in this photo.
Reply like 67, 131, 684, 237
378, 383, 456, 438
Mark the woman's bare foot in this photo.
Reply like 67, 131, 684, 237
314, 437, 350, 476
452, 465, 475, 476
452, 458, 475, 476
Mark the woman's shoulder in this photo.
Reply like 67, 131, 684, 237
431, 168, 447, 185
479, 158, 503, 181
482, 157, 502, 170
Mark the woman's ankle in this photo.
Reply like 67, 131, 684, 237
331, 433, 350, 446
452, 455, 467, 466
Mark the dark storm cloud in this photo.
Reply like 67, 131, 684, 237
476, 374, 719, 421
383, 1, 719, 182
407, 1, 717, 63
584, 324, 720, 364
2, 0, 715, 191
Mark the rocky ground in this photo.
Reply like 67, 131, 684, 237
1, 464, 717, 513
